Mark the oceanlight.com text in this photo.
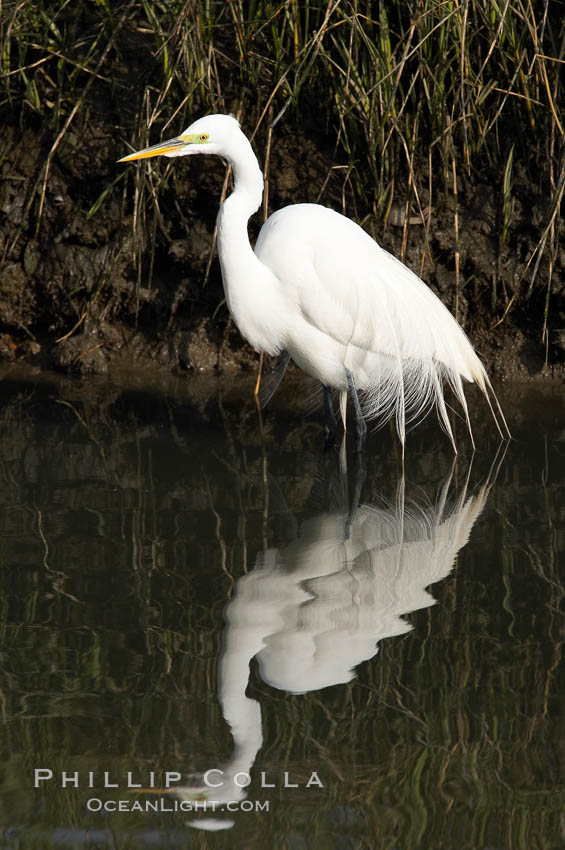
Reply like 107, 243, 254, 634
86, 797, 270, 813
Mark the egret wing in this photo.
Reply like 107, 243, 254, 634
255, 204, 491, 442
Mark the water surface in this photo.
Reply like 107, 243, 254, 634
0, 370, 563, 849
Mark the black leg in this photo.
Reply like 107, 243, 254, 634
323, 385, 338, 448
345, 368, 367, 453
344, 451, 367, 539
258, 350, 290, 408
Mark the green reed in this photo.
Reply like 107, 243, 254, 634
1, 0, 563, 330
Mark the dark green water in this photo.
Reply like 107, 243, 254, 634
0, 371, 564, 849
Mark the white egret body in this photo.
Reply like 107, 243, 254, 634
120, 114, 508, 448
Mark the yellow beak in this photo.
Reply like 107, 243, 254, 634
118, 135, 192, 162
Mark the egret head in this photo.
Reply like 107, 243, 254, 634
118, 114, 243, 163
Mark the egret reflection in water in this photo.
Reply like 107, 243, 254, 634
170, 455, 499, 828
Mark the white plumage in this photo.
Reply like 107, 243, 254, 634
221, 472, 489, 694
163, 462, 492, 823
120, 113, 509, 448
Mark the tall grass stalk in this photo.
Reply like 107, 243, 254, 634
1, 0, 563, 330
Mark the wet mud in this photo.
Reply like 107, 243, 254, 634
0, 120, 563, 385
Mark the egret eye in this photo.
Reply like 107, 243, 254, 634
199, 133, 209, 141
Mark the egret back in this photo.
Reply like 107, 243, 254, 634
255, 203, 495, 446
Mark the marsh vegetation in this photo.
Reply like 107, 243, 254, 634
1, 1, 563, 374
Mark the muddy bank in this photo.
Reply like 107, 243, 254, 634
0, 119, 563, 384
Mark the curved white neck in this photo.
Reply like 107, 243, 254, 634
215, 132, 285, 355
219, 133, 264, 233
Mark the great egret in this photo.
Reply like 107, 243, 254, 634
119, 114, 509, 450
